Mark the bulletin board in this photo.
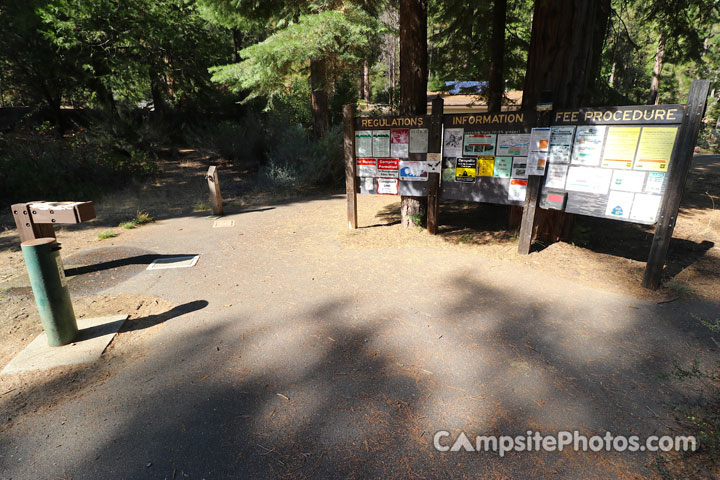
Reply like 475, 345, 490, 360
439, 111, 536, 206
538, 105, 685, 225
353, 115, 431, 197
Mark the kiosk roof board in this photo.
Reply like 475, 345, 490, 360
440, 111, 536, 206
539, 104, 685, 225
353, 115, 431, 197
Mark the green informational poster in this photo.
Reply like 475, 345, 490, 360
493, 156, 512, 178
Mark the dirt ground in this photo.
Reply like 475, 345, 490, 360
0, 151, 719, 478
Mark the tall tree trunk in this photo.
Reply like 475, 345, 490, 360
310, 58, 329, 139
363, 61, 371, 102
399, 0, 428, 228
232, 28, 243, 63
522, 0, 610, 109
150, 66, 165, 120
487, 0, 507, 113
520, 0, 611, 242
647, 33, 665, 105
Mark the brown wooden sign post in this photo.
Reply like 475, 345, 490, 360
344, 104, 358, 230
427, 97, 444, 234
206, 165, 224, 216
11, 201, 96, 243
642, 79, 710, 288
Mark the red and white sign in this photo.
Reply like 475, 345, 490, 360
377, 158, 399, 178
377, 178, 399, 195
356, 158, 377, 177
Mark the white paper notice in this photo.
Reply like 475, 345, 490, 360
426, 152, 441, 173
527, 152, 548, 176
376, 177, 399, 195
496, 133, 530, 156
443, 128, 463, 158
571, 126, 606, 166
610, 170, 645, 192
630, 194, 662, 223
508, 179, 528, 201
545, 164, 569, 189
372, 130, 391, 157
409, 128, 429, 153
644, 172, 665, 194
364, 177, 375, 191
548, 126, 575, 164
356, 158, 377, 177
390, 129, 409, 158
529, 128, 551, 153
399, 160, 427, 181
605, 191, 634, 219
355, 130, 373, 157
565, 166, 613, 194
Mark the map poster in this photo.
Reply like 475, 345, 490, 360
508, 179, 528, 201
372, 130, 391, 157
527, 152, 548, 176
356, 158, 377, 177
545, 164, 569, 189
634, 127, 678, 172
644, 172, 665, 194
630, 193, 662, 223
565, 166, 613, 194
456, 157, 477, 182
511, 157, 528, 179
377, 158, 399, 178
496, 134, 530, 156
605, 191, 634, 219
610, 170, 646, 192
477, 156, 495, 177
390, 128, 409, 158
442, 158, 456, 182
529, 128, 551, 153
355, 130, 373, 157
427, 152, 442, 173
548, 126, 575, 164
601, 126, 641, 169
493, 156, 512, 178
409, 128, 429, 153
376, 177, 399, 195
443, 128, 464, 157
463, 133, 496, 156
399, 160, 427, 181
571, 126, 607, 166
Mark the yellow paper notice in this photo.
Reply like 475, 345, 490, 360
601, 127, 641, 169
633, 127, 678, 172
477, 156, 495, 177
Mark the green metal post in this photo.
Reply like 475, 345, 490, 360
21, 238, 78, 346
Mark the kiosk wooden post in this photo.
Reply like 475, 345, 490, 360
427, 97, 444, 234
642, 79, 710, 289
517, 108, 550, 255
344, 104, 358, 230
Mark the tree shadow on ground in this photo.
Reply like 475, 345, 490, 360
1, 274, 717, 478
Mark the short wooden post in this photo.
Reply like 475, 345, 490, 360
642, 79, 710, 289
344, 104, 358, 229
427, 96, 444, 234
11, 203, 56, 243
517, 109, 550, 255
207, 165, 223, 216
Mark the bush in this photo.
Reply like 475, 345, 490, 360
0, 122, 157, 204
258, 122, 344, 190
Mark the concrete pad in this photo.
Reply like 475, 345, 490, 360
213, 219, 235, 228
1, 314, 128, 375
146, 255, 199, 270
